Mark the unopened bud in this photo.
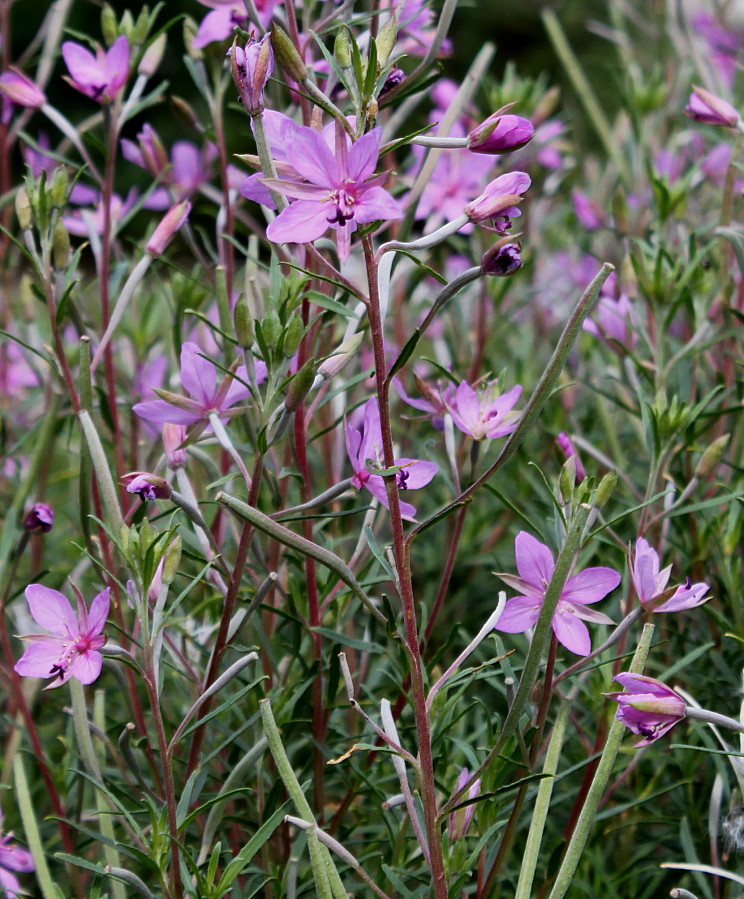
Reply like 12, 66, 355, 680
50, 167, 68, 208
285, 359, 316, 412
169, 95, 200, 129
319, 332, 363, 380
234, 294, 255, 349
334, 28, 352, 69
120, 10, 135, 42
270, 24, 308, 83
133, 7, 151, 46
123, 472, 172, 502
467, 113, 534, 155
163, 423, 187, 469
139, 33, 166, 76
261, 307, 282, 351
379, 66, 405, 98
593, 470, 617, 509
101, 5, 119, 46
375, 14, 398, 66
146, 200, 191, 256
685, 86, 740, 128
556, 432, 586, 482
52, 220, 70, 269
162, 534, 182, 585
15, 187, 32, 230
559, 456, 576, 502
183, 17, 202, 59
694, 434, 729, 478
231, 34, 274, 117
23, 503, 54, 533
283, 310, 304, 358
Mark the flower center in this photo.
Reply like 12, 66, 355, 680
327, 188, 356, 225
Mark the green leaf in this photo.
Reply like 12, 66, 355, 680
215, 803, 290, 894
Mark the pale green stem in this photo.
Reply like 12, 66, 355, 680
547, 622, 655, 899
12, 755, 58, 899
69, 679, 127, 899
78, 409, 124, 534
514, 700, 570, 899
252, 111, 286, 211
306, 826, 333, 899
208, 413, 253, 490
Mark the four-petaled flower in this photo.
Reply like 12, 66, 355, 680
445, 379, 522, 441
495, 531, 620, 656
14, 584, 110, 687
61, 35, 130, 104
133, 342, 266, 427
606, 672, 687, 746
0, 810, 34, 899
345, 398, 438, 521
264, 125, 403, 261
631, 537, 709, 612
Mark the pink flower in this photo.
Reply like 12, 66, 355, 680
448, 768, 480, 842
192, 0, 279, 47
631, 537, 709, 613
583, 293, 638, 351
0, 810, 34, 898
464, 171, 531, 231
556, 432, 586, 482
345, 398, 438, 521
571, 189, 604, 230
264, 125, 403, 261
606, 672, 686, 746
22, 503, 54, 533
0, 68, 46, 108
14, 584, 110, 687
61, 35, 130, 103
496, 531, 620, 656
445, 379, 522, 440
133, 342, 265, 427
394, 376, 455, 430
230, 34, 273, 117
684, 86, 740, 128
146, 200, 191, 255
468, 114, 534, 155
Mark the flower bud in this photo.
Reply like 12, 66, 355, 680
261, 307, 282, 351
283, 310, 304, 358
270, 24, 308, 83
375, 14, 398, 66
694, 433, 730, 478
684, 86, 740, 128
467, 113, 534, 155
481, 242, 522, 276
319, 332, 363, 380
23, 503, 54, 533
448, 769, 480, 842
123, 472, 172, 502
52, 220, 71, 269
139, 33, 166, 76
465, 171, 531, 229
379, 66, 405, 98
101, 5, 119, 46
334, 28, 352, 69
0, 68, 47, 108
556, 432, 586, 483
120, 10, 135, 42
593, 470, 617, 509
146, 200, 190, 256
233, 293, 255, 349
169, 95, 200, 129
285, 359, 317, 412
163, 423, 187, 469
50, 167, 69, 208
162, 535, 182, 586
133, 7, 151, 46
15, 187, 32, 230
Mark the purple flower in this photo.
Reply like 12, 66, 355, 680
14, 584, 110, 687
345, 398, 438, 521
445, 380, 522, 441
448, 768, 480, 842
61, 35, 130, 104
556, 432, 586, 482
192, 0, 279, 48
0, 811, 34, 899
480, 242, 523, 277
583, 293, 638, 351
264, 125, 403, 262
63, 190, 138, 237
22, 503, 54, 533
631, 537, 709, 612
468, 113, 534, 155
0, 68, 46, 108
496, 531, 620, 656
133, 342, 265, 427
394, 376, 455, 430
163, 423, 188, 469
684, 86, 740, 128
146, 201, 191, 255
606, 672, 686, 746
464, 171, 531, 231
123, 473, 172, 502
571, 189, 604, 231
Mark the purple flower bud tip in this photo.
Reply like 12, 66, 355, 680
231, 33, 274, 117
379, 67, 405, 98
606, 673, 686, 746
468, 113, 534, 155
0, 68, 47, 108
124, 473, 172, 502
23, 503, 54, 533
481, 242, 522, 276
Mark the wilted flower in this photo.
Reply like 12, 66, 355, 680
468, 113, 534, 155
496, 531, 620, 656
606, 672, 687, 746
230, 34, 273, 117
0, 68, 46, 108
631, 537, 709, 612
0, 811, 34, 898
22, 503, 54, 533
684, 86, 740, 128
14, 584, 110, 687
345, 398, 438, 521
445, 379, 522, 440
61, 35, 130, 103
464, 171, 531, 231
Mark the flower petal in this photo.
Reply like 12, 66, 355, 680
495, 596, 541, 633
87, 588, 110, 635
562, 567, 621, 604
69, 649, 103, 685
347, 128, 382, 182
394, 458, 438, 489
551, 606, 592, 656
25, 584, 77, 635
514, 531, 555, 588
180, 342, 216, 408
14, 640, 65, 679
288, 126, 338, 188
266, 200, 332, 244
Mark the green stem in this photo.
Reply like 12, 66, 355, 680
547, 623, 655, 899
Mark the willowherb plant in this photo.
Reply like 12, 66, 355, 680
0, 1, 742, 898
